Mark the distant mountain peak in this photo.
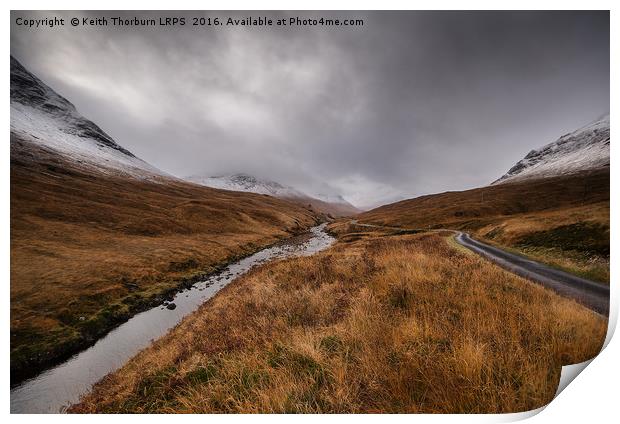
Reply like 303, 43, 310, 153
185, 173, 359, 216
493, 114, 610, 184
186, 173, 307, 198
314, 192, 351, 206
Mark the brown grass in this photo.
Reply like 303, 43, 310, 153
70, 230, 606, 413
10, 137, 320, 381
357, 170, 609, 283
473, 203, 610, 283
359, 170, 609, 230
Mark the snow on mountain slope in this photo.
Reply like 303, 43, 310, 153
314, 193, 353, 206
10, 56, 164, 180
186, 173, 360, 215
187, 173, 308, 198
493, 114, 610, 184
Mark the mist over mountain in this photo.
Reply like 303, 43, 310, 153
186, 173, 360, 216
11, 11, 609, 206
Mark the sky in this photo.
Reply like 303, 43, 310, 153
11, 11, 609, 209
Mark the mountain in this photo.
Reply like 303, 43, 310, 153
186, 173, 307, 198
186, 173, 360, 217
10, 56, 164, 180
10, 55, 358, 219
356, 116, 609, 288
493, 114, 610, 184
314, 193, 354, 207
10, 56, 321, 382
359, 115, 610, 231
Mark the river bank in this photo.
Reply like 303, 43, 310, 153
11, 224, 335, 413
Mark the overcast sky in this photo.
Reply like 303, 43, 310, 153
11, 11, 609, 209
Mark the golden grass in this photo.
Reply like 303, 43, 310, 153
71, 231, 606, 413
357, 170, 609, 284
472, 203, 609, 283
10, 138, 320, 380
359, 169, 609, 231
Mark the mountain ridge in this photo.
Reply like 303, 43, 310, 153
493, 113, 610, 185
10, 56, 164, 180
186, 173, 360, 216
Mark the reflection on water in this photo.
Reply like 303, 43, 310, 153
11, 224, 335, 413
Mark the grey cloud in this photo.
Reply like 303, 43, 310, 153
11, 11, 609, 209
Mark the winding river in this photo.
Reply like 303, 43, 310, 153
11, 224, 335, 413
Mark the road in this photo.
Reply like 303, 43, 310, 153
349, 220, 609, 316
454, 232, 609, 316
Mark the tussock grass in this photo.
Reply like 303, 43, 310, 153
71, 232, 606, 413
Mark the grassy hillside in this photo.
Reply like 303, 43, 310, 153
357, 170, 609, 282
70, 228, 605, 413
10, 136, 320, 382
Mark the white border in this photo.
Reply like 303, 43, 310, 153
3, 1, 616, 422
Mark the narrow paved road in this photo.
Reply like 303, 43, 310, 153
349, 220, 609, 316
454, 232, 609, 316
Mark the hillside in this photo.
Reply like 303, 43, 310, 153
10, 56, 163, 180
358, 114, 610, 283
493, 114, 609, 184
10, 58, 321, 382
358, 169, 609, 282
186, 173, 360, 217
360, 169, 608, 229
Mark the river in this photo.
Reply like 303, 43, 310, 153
11, 224, 335, 413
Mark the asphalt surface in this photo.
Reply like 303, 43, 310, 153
454, 232, 609, 316
349, 220, 609, 316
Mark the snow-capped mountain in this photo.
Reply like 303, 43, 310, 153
314, 193, 353, 206
186, 173, 359, 216
10, 56, 164, 179
493, 114, 610, 184
186, 173, 308, 198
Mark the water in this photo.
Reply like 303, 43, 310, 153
11, 224, 335, 413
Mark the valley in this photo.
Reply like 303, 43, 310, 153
9, 57, 325, 383
69, 226, 606, 413
9, 55, 610, 414
10, 139, 323, 383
